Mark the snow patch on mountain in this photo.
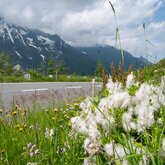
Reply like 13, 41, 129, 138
15, 51, 22, 58
14, 30, 27, 46
28, 43, 40, 50
27, 37, 33, 44
37, 36, 54, 48
19, 28, 27, 35
40, 54, 46, 62
4, 23, 14, 43
81, 51, 87, 55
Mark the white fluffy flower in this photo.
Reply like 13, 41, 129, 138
88, 124, 100, 140
106, 78, 123, 94
83, 157, 96, 165
110, 92, 131, 109
136, 103, 155, 132
71, 117, 88, 135
122, 112, 136, 131
126, 72, 135, 88
104, 141, 129, 159
84, 138, 101, 155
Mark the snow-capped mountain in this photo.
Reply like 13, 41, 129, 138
0, 17, 147, 75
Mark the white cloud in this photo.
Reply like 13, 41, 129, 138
0, 0, 164, 61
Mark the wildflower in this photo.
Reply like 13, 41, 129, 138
27, 143, 33, 148
21, 113, 25, 116
34, 149, 39, 155
19, 128, 23, 132
45, 128, 54, 140
15, 104, 19, 109
15, 124, 20, 129
104, 141, 129, 159
73, 103, 79, 108
157, 118, 163, 126
71, 117, 88, 135
12, 111, 18, 116
52, 116, 56, 121
53, 108, 58, 112
68, 121, 72, 127
122, 112, 136, 131
126, 72, 135, 88
88, 125, 100, 140
27, 163, 38, 165
84, 138, 101, 155
83, 157, 96, 165
18, 107, 22, 111
24, 124, 27, 128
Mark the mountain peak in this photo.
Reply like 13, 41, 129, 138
0, 18, 147, 75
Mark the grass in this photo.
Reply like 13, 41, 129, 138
0, 66, 164, 164
0, 74, 94, 83
0, 103, 85, 165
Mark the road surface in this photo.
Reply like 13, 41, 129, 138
0, 82, 102, 111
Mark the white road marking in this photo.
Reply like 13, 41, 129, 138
66, 86, 82, 89
22, 88, 48, 92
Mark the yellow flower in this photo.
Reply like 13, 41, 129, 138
15, 104, 19, 109
52, 116, 56, 121
53, 108, 58, 112
18, 107, 22, 111
24, 124, 27, 128
74, 103, 79, 108
12, 111, 18, 116
15, 124, 20, 129
68, 121, 72, 127
19, 128, 23, 132
64, 114, 67, 118
21, 113, 25, 116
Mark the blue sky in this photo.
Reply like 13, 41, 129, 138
154, 2, 165, 22
0, 0, 164, 62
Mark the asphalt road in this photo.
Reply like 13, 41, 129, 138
0, 82, 102, 111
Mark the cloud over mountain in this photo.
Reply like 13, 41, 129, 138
0, 0, 164, 61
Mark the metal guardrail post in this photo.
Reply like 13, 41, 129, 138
92, 79, 95, 97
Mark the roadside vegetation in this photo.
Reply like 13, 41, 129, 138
0, 62, 165, 164
0, 53, 94, 82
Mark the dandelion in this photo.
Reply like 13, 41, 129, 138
15, 124, 20, 129
52, 116, 56, 121
12, 111, 18, 116
68, 121, 72, 127
19, 128, 23, 132
18, 107, 22, 111
53, 108, 58, 112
